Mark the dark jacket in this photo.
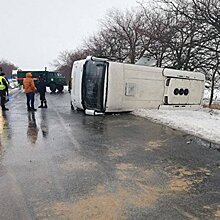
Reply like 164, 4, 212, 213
38, 77, 46, 94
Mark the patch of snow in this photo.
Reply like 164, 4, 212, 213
203, 88, 220, 103
133, 108, 220, 144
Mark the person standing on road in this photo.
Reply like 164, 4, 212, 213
2, 72, 9, 99
23, 72, 37, 111
38, 74, 47, 108
0, 72, 9, 111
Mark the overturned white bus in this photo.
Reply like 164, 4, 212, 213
70, 56, 205, 114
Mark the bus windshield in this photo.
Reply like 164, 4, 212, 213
82, 60, 107, 111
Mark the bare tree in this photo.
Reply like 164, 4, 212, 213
196, 35, 220, 106
138, 3, 200, 69
53, 0, 220, 107
140, 9, 175, 67
161, 0, 220, 105
52, 49, 87, 81
166, 0, 220, 33
0, 59, 18, 78
84, 9, 146, 64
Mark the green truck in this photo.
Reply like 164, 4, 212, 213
17, 70, 67, 92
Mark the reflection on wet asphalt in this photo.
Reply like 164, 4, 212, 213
27, 112, 38, 144
0, 90, 219, 220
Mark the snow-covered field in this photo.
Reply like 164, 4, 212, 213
133, 89, 220, 145
133, 108, 220, 144
203, 88, 220, 103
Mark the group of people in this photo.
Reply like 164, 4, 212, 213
0, 71, 47, 111
23, 72, 47, 111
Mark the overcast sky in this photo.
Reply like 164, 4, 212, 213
0, 0, 138, 70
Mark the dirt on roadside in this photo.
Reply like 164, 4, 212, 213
203, 103, 220, 110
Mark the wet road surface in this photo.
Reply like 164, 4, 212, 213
0, 90, 220, 220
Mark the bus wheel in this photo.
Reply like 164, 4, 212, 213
50, 83, 56, 92
57, 85, 64, 92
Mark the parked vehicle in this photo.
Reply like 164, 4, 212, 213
17, 70, 66, 92
8, 78, 18, 89
70, 56, 205, 114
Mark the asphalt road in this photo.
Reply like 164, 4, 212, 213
0, 89, 219, 220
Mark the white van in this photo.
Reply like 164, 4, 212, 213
70, 56, 205, 114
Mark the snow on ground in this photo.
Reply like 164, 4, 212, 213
133, 108, 220, 144
133, 89, 220, 145
203, 88, 220, 103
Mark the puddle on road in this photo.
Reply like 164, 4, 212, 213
0, 112, 9, 158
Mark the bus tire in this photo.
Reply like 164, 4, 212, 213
57, 85, 64, 92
